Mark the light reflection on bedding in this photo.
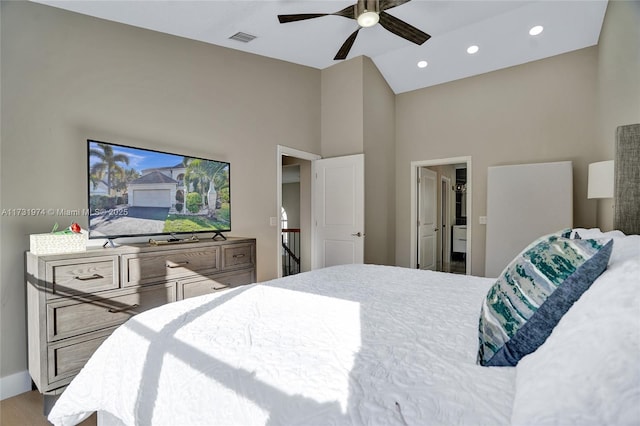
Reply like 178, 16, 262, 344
49, 265, 515, 426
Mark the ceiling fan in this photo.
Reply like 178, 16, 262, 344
278, 0, 431, 60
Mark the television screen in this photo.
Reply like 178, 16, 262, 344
88, 140, 230, 240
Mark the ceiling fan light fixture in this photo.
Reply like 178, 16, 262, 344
356, 0, 380, 28
357, 11, 379, 27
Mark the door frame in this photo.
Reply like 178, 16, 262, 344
410, 156, 472, 274
277, 145, 321, 278
440, 175, 452, 271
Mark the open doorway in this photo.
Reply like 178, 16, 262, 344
410, 157, 471, 275
276, 146, 320, 278
281, 163, 301, 276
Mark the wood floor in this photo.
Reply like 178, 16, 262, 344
0, 391, 96, 426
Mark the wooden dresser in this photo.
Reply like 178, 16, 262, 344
26, 237, 256, 395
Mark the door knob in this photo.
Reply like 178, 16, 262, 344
351, 232, 365, 237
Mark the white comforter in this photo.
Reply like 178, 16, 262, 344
49, 265, 516, 426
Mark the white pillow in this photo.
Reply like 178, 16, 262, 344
571, 228, 635, 266
511, 231, 640, 426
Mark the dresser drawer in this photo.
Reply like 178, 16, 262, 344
221, 243, 255, 270
46, 283, 176, 342
122, 246, 220, 287
221, 269, 255, 287
47, 333, 110, 386
45, 256, 119, 299
178, 270, 255, 300
178, 275, 231, 300
27, 237, 256, 395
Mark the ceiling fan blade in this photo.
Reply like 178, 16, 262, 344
379, 10, 430, 45
278, 4, 356, 24
333, 4, 357, 19
334, 28, 361, 60
380, 0, 412, 11
278, 13, 330, 24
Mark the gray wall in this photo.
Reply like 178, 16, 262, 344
395, 46, 600, 275
363, 57, 396, 266
321, 58, 364, 158
0, 1, 321, 381
394, 0, 640, 274
320, 56, 396, 266
595, 0, 640, 229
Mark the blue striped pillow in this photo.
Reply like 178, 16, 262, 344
477, 233, 613, 366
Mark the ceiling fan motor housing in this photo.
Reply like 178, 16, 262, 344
356, 0, 380, 27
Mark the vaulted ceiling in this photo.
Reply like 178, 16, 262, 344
33, 0, 608, 93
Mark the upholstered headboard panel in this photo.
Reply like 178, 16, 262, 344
614, 123, 640, 235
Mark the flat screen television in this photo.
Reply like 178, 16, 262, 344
87, 139, 230, 241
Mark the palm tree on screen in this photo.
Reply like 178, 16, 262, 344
89, 143, 130, 196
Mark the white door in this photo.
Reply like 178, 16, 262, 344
418, 167, 437, 270
314, 154, 365, 268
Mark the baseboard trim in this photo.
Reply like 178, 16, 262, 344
0, 370, 31, 400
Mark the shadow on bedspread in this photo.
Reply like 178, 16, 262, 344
127, 286, 350, 425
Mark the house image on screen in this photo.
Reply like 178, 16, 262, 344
127, 164, 186, 209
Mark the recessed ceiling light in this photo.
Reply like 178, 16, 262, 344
417, 60, 428, 68
467, 45, 479, 54
529, 25, 544, 36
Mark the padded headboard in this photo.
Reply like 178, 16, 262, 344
614, 123, 640, 235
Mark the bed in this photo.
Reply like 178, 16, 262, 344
50, 124, 640, 426
48, 228, 639, 426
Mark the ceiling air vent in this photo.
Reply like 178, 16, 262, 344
229, 32, 257, 43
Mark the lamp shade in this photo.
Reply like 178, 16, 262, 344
587, 160, 614, 199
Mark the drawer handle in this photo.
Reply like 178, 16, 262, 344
74, 274, 104, 281
212, 284, 230, 290
107, 303, 139, 314
167, 261, 190, 268
232, 254, 246, 259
